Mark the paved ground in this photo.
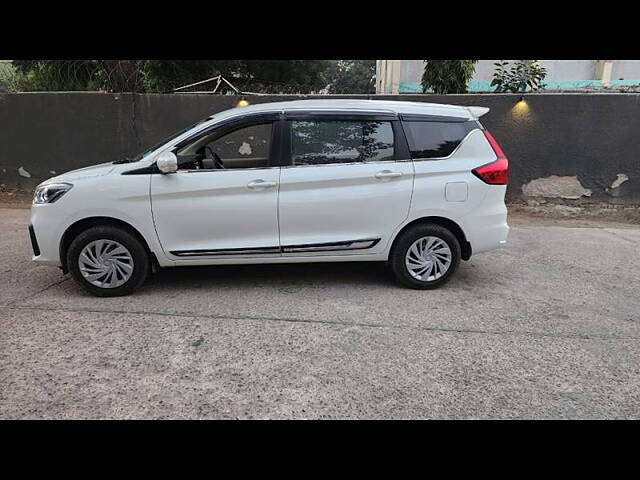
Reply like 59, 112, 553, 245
1, 205, 639, 419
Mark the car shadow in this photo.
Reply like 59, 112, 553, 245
141, 260, 488, 293
145, 261, 397, 290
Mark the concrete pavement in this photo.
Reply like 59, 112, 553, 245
1, 206, 639, 418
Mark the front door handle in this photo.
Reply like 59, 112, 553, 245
247, 180, 277, 190
375, 170, 403, 179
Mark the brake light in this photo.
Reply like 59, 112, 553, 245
472, 131, 509, 185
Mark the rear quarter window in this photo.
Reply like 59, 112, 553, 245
403, 120, 479, 159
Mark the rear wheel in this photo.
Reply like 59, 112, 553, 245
390, 224, 461, 289
67, 225, 149, 297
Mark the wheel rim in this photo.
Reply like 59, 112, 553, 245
405, 236, 452, 282
78, 240, 134, 289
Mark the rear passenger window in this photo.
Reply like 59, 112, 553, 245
403, 121, 478, 159
291, 120, 394, 165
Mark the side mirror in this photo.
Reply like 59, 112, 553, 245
156, 151, 178, 174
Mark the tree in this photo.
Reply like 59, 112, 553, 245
11, 60, 334, 94
140, 60, 241, 93
235, 60, 332, 93
421, 60, 478, 94
325, 60, 376, 94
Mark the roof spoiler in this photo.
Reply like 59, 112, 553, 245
467, 106, 490, 119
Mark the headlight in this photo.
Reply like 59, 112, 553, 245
33, 183, 73, 204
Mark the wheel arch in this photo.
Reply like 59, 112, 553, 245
59, 216, 156, 273
389, 216, 472, 261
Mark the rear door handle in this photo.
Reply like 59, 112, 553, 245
375, 170, 403, 179
247, 180, 277, 189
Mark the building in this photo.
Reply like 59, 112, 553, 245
376, 60, 640, 94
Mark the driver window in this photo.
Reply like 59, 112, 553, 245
176, 122, 273, 170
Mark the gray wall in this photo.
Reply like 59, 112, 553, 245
1, 92, 639, 204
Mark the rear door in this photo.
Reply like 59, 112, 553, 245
277, 111, 413, 256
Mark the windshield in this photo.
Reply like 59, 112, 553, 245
121, 117, 211, 163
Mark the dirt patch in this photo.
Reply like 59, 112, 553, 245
522, 175, 592, 200
508, 203, 640, 228
0, 190, 32, 208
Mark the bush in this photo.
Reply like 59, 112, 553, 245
491, 60, 547, 93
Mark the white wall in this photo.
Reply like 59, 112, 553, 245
399, 60, 601, 83
383, 60, 640, 92
611, 60, 640, 80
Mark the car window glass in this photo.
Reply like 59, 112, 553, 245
177, 123, 272, 170
291, 120, 394, 166
403, 120, 478, 159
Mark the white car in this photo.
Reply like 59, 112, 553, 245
29, 99, 509, 296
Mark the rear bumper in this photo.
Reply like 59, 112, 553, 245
461, 185, 509, 256
464, 209, 509, 255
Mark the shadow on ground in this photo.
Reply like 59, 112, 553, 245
124, 261, 395, 293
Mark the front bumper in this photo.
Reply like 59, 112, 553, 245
30, 204, 65, 266
28, 224, 40, 256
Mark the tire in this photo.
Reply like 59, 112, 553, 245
389, 223, 461, 290
67, 225, 150, 297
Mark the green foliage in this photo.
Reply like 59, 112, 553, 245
143, 60, 333, 93
10, 60, 334, 94
239, 60, 332, 93
0, 62, 27, 92
491, 60, 547, 93
421, 60, 478, 94
325, 60, 376, 94
12, 60, 105, 91
140, 60, 238, 93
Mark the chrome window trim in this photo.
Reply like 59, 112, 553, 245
280, 159, 409, 170
176, 165, 279, 173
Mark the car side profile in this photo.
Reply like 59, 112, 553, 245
29, 99, 509, 296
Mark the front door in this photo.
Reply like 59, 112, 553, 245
151, 116, 282, 259
277, 114, 413, 256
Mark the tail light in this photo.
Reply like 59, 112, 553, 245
472, 131, 509, 185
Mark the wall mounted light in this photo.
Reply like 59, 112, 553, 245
512, 94, 530, 117
235, 96, 250, 108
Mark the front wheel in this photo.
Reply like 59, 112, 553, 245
389, 224, 461, 289
67, 225, 149, 297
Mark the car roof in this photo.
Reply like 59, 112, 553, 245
210, 99, 476, 121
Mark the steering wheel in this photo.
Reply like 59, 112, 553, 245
205, 146, 225, 169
